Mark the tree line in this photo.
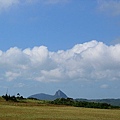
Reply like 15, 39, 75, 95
2, 94, 120, 109
49, 98, 120, 109
2, 93, 24, 102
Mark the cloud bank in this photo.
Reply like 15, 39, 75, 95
0, 40, 120, 82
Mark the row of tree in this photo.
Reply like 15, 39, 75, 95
49, 98, 120, 109
2, 94, 120, 109
2, 93, 24, 102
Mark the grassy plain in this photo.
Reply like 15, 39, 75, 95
0, 97, 120, 120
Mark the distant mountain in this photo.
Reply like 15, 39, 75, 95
28, 90, 68, 100
54, 90, 68, 99
93, 99, 120, 106
75, 98, 120, 106
28, 90, 120, 106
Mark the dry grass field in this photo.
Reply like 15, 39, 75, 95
0, 97, 120, 120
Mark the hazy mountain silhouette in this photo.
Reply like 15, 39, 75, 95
75, 98, 120, 107
28, 90, 68, 100
28, 90, 120, 106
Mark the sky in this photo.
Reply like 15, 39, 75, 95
0, 0, 120, 99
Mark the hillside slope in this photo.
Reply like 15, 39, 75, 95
28, 90, 68, 100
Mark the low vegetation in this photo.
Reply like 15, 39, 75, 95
0, 97, 120, 120
0, 94, 120, 120
50, 98, 120, 109
2, 94, 120, 109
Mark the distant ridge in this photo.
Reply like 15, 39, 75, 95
28, 90, 120, 106
28, 90, 68, 100
75, 98, 120, 107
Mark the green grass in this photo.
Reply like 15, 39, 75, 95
0, 97, 120, 120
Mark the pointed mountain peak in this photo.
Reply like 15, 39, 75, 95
54, 90, 67, 98
28, 90, 68, 100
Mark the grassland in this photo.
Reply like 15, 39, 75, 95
0, 97, 120, 120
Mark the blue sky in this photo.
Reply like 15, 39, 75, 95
0, 0, 120, 99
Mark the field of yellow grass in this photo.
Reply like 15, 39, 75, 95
0, 97, 120, 120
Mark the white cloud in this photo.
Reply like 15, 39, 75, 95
0, 0, 19, 10
111, 38, 120, 45
98, 0, 120, 16
0, 0, 70, 12
0, 0, 70, 11
14, 83, 25, 88
100, 84, 109, 89
5, 71, 21, 81
0, 40, 120, 83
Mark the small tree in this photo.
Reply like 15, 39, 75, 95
17, 93, 24, 100
2, 94, 9, 101
17, 93, 20, 98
